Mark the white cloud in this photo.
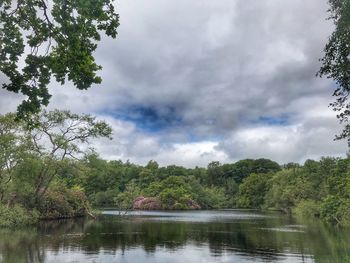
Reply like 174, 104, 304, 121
217, 106, 347, 164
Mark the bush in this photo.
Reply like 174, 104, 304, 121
114, 180, 141, 210
0, 204, 38, 228
38, 185, 89, 219
90, 189, 119, 207
320, 196, 350, 226
159, 187, 193, 209
200, 187, 227, 209
293, 200, 321, 218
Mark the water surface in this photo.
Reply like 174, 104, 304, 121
0, 210, 349, 263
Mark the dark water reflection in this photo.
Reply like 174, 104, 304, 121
0, 210, 349, 262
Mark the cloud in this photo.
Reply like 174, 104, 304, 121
0, 0, 347, 167
217, 100, 347, 164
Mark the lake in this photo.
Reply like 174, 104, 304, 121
0, 210, 349, 263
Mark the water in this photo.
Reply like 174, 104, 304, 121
0, 210, 349, 263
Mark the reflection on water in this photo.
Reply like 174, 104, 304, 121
0, 210, 349, 263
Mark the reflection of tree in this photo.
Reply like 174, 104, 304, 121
77, 217, 189, 253
0, 228, 45, 263
0, 218, 92, 262
1, 215, 350, 262
297, 218, 350, 263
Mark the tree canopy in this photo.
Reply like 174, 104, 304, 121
0, 0, 119, 117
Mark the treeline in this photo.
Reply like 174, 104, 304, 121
67, 155, 350, 226
71, 157, 281, 210
1, 110, 350, 227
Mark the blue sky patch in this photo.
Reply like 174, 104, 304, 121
254, 114, 292, 126
107, 105, 182, 133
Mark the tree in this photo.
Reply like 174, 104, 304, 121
221, 159, 280, 184
0, 114, 29, 203
207, 161, 224, 185
0, 0, 119, 117
159, 187, 193, 210
0, 109, 112, 206
237, 173, 273, 208
27, 110, 112, 203
114, 180, 141, 212
251, 158, 281, 174
318, 0, 350, 145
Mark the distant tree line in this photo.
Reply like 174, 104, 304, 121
78, 155, 350, 226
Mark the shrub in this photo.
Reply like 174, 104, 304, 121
201, 187, 227, 209
293, 200, 321, 218
0, 204, 38, 228
159, 187, 193, 210
320, 196, 350, 226
38, 185, 89, 219
90, 189, 119, 207
114, 180, 141, 210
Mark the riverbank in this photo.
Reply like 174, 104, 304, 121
0, 186, 93, 228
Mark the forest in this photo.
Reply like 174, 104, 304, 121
1, 109, 350, 228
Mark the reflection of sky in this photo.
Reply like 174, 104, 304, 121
0, 210, 346, 263
102, 210, 272, 223
46, 245, 314, 263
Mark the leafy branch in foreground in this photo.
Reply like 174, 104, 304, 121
0, 0, 119, 118
318, 0, 350, 145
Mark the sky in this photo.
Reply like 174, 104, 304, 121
0, 0, 348, 167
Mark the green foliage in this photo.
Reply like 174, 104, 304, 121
318, 0, 350, 145
0, 113, 30, 202
114, 180, 141, 210
262, 158, 350, 226
209, 159, 281, 186
251, 158, 281, 174
91, 190, 119, 207
9, 155, 45, 206
293, 200, 321, 218
207, 161, 225, 185
222, 160, 254, 183
224, 178, 239, 207
200, 187, 227, 209
143, 176, 193, 209
264, 169, 301, 212
61, 154, 350, 225
159, 187, 193, 210
0, 204, 38, 228
320, 195, 350, 226
0, 109, 112, 224
37, 184, 89, 219
28, 110, 113, 154
265, 158, 335, 212
0, 0, 119, 117
27, 110, 111, 204
237, 173, 273, 208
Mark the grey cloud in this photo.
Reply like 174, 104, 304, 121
216, 109, 347, 164
0, 0, 346, 166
